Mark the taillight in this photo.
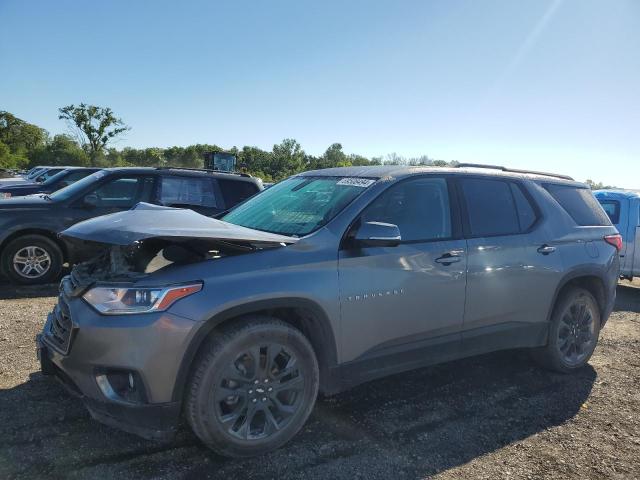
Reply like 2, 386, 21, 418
604, 234, 623, 252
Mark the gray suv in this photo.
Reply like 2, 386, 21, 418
37, 164, 621, 457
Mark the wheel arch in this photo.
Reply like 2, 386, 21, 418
549, 269, 608, 324
171, 297, 339, 402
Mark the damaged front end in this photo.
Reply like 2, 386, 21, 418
60, 203, 298, 294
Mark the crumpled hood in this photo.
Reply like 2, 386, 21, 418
60, 202, 298, 247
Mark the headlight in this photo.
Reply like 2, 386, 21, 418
83, 283, 202, 315
0, 192, 11, 199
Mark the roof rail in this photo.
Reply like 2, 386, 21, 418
455, 163, 574, 181
157, 167, 252, 178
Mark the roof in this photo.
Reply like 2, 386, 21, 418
58, 166, 99, 170
100, 167, 258, 182
594, 189, 640, 199
299, 165, 581, 185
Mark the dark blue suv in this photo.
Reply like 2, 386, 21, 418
0, 167, 101, 199
0, 167, 262, 284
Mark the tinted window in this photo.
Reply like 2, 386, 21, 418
50, 171, 106, 201
460, 178, 520, 236
544, 184, 611, 226
598, 200, 620, 224
36, 168, 64, 182
510, 183, 537, 231
56, 170, 94, 188
218, 179, 260, 208
90, 176, 154, 208
159, 176, 217, 207
361, 178, 451, 241
27, 168, 45, 179
66, 170, 94, 182
41, 170, 70, 186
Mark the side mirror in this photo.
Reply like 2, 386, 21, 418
83, 193, 99, 208
353, 221, 401, 247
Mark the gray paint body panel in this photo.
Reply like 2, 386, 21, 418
339, 238, 467, 362
41, 167, 621, 429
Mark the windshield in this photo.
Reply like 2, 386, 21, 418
222, 176, 375, 236
49, 170, 106, 201
27, 168, 45, 179
41, 169, 70, 186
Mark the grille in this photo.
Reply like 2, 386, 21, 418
46, 295, 73, 354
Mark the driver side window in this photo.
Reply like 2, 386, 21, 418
88, 176, 154, 208
360, 177, 452, 242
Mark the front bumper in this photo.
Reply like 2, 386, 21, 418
38, 336, 180, 440
37, 294, 198, 440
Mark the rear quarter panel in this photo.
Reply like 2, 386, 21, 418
538, 185, 620, 319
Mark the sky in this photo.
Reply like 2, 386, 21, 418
0, 0, 638, 187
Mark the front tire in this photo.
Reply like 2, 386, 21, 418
1, 234, 63, 285
186, 316, 319, 457
533, 287, 601, 373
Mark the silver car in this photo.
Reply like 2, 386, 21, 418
37, 164, 621, 457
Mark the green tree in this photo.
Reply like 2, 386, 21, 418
348, 153, 373, 166
103, 148, 127, 166
271, 138, 304, 179
0, 140, 23, 169
121, 147, 164, 167
237, 146, 273, 179
0, 141, 28, 169
320, 143, 350, 168
58, 104, 130, 162
585, 179, 615, 190
0, 111, 47, 167
31, 134, 89, 167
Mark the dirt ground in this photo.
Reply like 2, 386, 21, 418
0, 281, 639, 480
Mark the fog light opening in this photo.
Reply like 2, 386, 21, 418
95, 369, 147, 404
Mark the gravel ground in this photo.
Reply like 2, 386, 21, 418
0, 281, 639, 479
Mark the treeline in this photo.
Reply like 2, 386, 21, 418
0, 110, 450, 181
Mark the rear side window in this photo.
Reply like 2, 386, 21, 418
89, 176, 154, 208
36, 169, 63, 182
510, 183, 537, 231
65, 170, 94, 183
598, 200, 620, 224
218, 179, 260, 208
159, 176, 217, 207
544, 184, 611, 226
461, 178, 537, 237
58, 170, 94, 188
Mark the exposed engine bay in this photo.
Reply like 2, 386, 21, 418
59, 203, 297, 293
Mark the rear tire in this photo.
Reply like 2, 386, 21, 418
1, 234, 63, 285
186, 316, 319, 457
532, 287, 601, 373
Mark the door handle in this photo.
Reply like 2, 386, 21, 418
537, 244, 556, 255
435, 252, 462, 265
